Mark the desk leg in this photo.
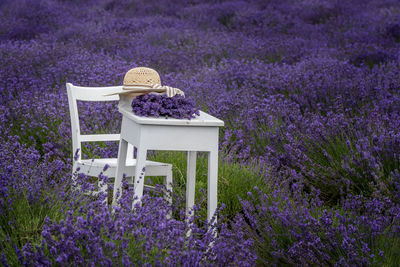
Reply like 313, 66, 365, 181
208, 148, 218, 224
113, 139, 128, 207
132, 145, 147, 209
186, 151, 197, 218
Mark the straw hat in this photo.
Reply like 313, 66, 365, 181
116, 67, 184, 98
123, 67, 160, 89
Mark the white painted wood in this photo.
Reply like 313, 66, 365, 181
119, 105, 224, 127
127, 143, 134, 159
67, 83, 173, 201
145, 126, 218, 151
115, 103, 224, 224
120, 116, 141, 146
71, 85, 123, 101
80, 134, 120, 142
132, 145, 147, 209
121, 123, 219, 152
165, 168, 173, 205
186, 151, 197, 217
66, 83, 82, 161
208, 150, 218, 224
113, 139, 128, 205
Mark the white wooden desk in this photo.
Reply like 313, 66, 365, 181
112, 105, 224, 223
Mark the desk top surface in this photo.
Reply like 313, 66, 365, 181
119, 105, 224, 127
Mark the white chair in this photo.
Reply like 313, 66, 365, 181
66, 83, 173, 201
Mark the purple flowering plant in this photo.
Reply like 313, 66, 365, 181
1, 0, 400, 265
131, 94, 200, 120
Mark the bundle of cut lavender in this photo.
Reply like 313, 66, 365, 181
131, 94, 200, 120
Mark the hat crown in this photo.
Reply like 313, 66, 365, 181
123, 67, 161, 87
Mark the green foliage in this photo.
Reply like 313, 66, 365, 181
299, 132, 400, 204
0, 187, 71, 264
374, 235, 400, 266
148, 151, 267, 221
0, 151, 266, 264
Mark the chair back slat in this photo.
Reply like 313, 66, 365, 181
80, 134, 120, 142
71, 85, 123, 101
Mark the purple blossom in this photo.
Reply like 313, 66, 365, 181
131, 94, 200, 120
1, 0, 400, 265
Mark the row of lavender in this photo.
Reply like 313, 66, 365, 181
1, 0, 400, 265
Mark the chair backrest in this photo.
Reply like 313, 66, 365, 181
66, 83, 130, 161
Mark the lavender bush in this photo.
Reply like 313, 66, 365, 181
1, 0, 400, 265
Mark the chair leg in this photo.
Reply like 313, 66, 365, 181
186, 151, 197, 219
207, 149, 218, 225
164, 167, 173, 219
97, 179, 108, 205
98, 178, 108, 201
112, 139, 129, 207
132, 145, 147, 209
71, 163, 81, 192
164, 167, 173, 205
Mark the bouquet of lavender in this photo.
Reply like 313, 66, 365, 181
131, 94, 200, 119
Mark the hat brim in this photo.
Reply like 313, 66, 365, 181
106, 88, 165, 96
123, 84, 153, 89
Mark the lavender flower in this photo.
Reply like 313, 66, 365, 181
131, 94, 200, 120
1, 0, 400, 265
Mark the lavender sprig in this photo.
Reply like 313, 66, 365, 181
131, 94, 200, 120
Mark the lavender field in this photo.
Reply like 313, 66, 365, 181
1, 0, 400, 265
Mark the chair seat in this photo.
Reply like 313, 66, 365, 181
76, 157, 172, 178
79, 158, 170, 168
